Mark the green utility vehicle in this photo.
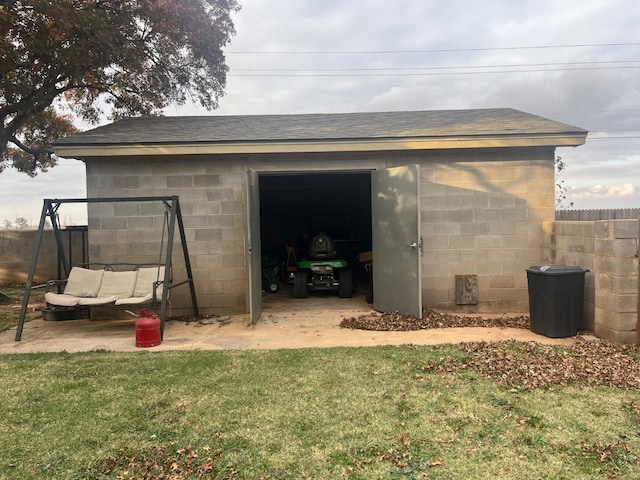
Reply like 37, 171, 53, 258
293, 233, 353, 298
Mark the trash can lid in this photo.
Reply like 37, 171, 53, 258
526, 265, 589, 275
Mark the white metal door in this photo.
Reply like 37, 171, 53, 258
371, 165, 422, 318
246, 169, 262, 324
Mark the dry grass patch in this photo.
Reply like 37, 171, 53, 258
0, 284, 44, 332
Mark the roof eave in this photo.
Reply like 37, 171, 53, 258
53, 133, 588, 158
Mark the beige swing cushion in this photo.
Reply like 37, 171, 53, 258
115, 266, 165, 305
44, 267, 105, 307
45, 266, 167, 307
63, 267, 104, 297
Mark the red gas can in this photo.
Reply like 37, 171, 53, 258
135, 309, 161, 348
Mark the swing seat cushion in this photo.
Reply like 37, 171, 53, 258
64, 267, 105, 297
97, 270, 137, 298
115, 267, 165, 305
44, 267, 105, 306
133, 266, 165, 297
45, 266, 166, 308
77, 295, 119, 306
44, 292, 81, 307
114, 294, 154, 305
76, 270, 138, 306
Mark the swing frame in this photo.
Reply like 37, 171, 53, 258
15, 196, 199, 341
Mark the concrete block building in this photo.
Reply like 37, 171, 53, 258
53, 109, 587, 322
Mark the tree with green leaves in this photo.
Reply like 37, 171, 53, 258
1, 0, 239, 176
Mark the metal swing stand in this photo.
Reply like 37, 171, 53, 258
15, 196, 199, 341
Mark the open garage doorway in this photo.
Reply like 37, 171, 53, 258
258, 171, 373, 311
246, 166, 422, 324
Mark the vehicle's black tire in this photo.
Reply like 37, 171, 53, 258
365, 290, 373, 303
293, 271, 309, 298
338, 270, 353, 298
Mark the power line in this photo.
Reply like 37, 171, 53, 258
226, 42, 640, 55
228, 65, 640, 77
231, 60, 640, 73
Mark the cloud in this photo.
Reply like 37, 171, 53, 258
0, 159, 87, 227
4, 0, 640, 223
565, 183, 640, 209
571, 183, 637, 199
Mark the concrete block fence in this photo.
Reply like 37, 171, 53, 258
543, 219, 638, 344
0, 229, 88, 285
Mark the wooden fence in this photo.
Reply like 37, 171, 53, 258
556, 209, 640, 221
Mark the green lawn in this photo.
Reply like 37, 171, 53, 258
1, 344, 639, 479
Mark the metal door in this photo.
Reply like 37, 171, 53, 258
246, 169, 262, 324
371, 165, 422, 318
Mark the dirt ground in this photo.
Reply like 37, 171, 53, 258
0, 287, 581, 354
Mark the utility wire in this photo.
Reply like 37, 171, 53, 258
231, 60, 640, 73
228, 65, 640, 77
226, 42, 640, 55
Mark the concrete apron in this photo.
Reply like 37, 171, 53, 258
0, 291, 576, 354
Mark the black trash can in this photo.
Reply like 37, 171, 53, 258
526, 265, 589, 338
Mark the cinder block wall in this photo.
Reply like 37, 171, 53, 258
0, 230, 87, 284
86, 156, 248, 317
84, 146, 554, 317
413, 147, 555, 313
543, 219, 638, 344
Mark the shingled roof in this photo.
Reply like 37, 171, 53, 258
53, 109, 587, 157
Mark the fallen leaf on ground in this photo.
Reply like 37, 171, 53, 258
340, 308, 530, 331
421, 338, 640, 390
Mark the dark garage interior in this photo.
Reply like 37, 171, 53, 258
258, 171, 373, 292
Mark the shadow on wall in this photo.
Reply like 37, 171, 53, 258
420, 161, 555, 312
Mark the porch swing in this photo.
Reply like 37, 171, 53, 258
15, 196, 199, 341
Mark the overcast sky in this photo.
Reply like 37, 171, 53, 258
3, 0, 640, 227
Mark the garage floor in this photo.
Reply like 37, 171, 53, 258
0, 290, 576, 354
